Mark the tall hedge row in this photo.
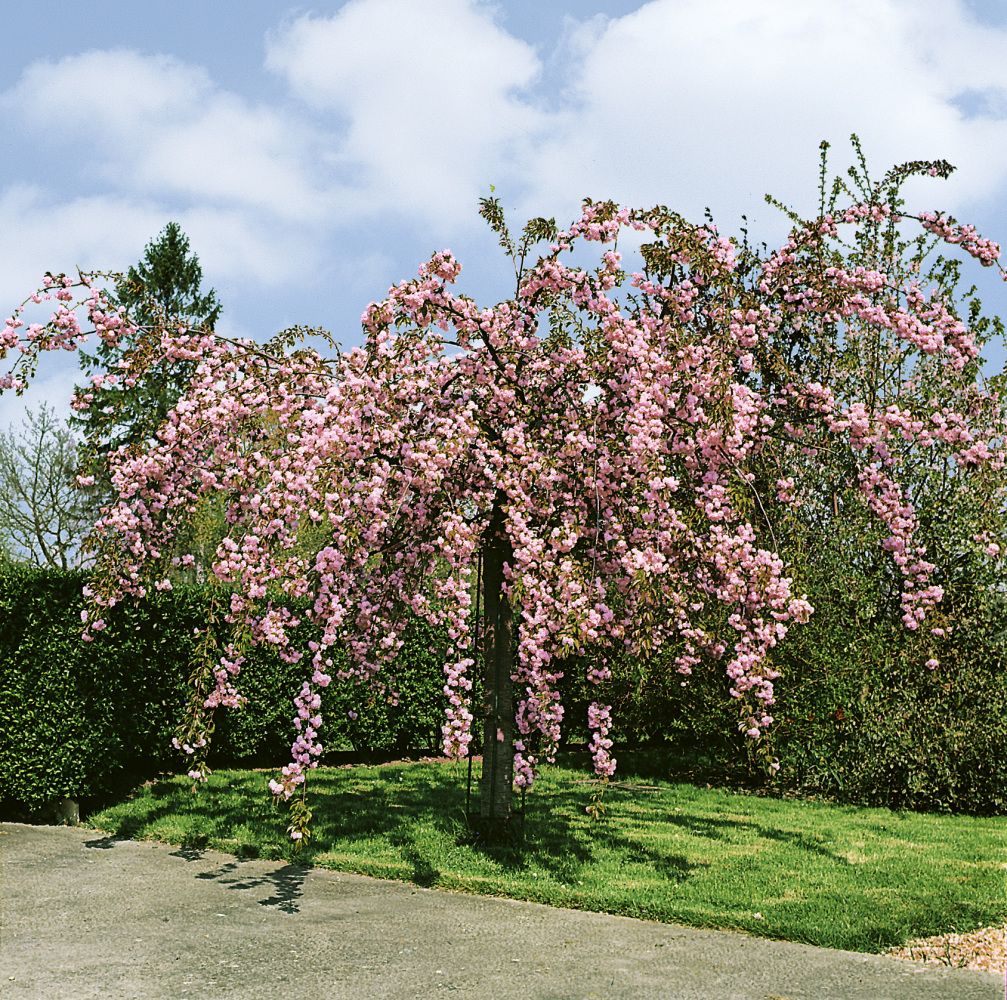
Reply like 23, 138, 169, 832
572, 543, 1007, 816
0, 566, 450, 813
577, 614, 1007, 816
3, 564, 1005, 815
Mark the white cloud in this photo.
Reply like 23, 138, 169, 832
172, 205, 317, 286
524, 0, 1007, 237
0, 185, 167, 310
265, 0, 550, 226
127, 96, 333, 223
3, 0, 1007, 394
6, 50, 212, 132
4, 50, 330, 224
8, 1, 1004, 254
0, 186, 310, 313
257, 0, 1007, 242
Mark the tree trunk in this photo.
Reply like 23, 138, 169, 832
477, 498, 515, 834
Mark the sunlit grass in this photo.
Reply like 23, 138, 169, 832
87, 757, 1006, 953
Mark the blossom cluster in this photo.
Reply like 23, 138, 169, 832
919, 211, 1001, 268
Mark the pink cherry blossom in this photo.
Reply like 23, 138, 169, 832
3, 158, 1003, 839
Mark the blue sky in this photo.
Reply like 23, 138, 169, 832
3, 0, 1007, 428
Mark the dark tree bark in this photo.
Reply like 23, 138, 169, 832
477, 497, 515, 832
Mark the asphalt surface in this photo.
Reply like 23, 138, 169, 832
0, 823, 1001, 1000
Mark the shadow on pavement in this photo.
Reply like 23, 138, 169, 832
194, 858, 308, 914
85, 828, 308, 913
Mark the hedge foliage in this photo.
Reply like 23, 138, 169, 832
576, 524, 1007, 816
580, 610, 1007, 816
3, 558, 1005, 816
0, 565, 449, 813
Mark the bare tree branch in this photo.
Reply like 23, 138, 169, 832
0, 405, 96, 569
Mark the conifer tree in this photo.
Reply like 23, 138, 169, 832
74, 222, 221, 488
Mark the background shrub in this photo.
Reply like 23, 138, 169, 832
0, 566, 450, 814
3, 560, 1005, 816
564, 525, 1007, 816
0, 565, 193, 812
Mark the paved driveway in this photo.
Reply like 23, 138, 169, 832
0, 823, 1000, 1000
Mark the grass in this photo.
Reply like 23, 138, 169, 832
85, 755, 1006, 954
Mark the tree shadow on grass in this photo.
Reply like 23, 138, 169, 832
388, 831, 441, 887
583, 779, 851, 868
523, 785, 704, 887
613, 842, 700, 884
647, 809, 849, 867
83, 813, 151, 847
291, 765, 601, 889
455, 780, 708, 892
84, 761, 849, 910
750, 822, 851, 866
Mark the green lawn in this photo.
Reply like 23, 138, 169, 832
86, 757, 1006, 953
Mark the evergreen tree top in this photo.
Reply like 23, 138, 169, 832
117, 221, 221, 331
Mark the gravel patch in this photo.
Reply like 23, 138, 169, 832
887, 926, 1005, 975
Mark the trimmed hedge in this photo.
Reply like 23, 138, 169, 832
0, 566, 450, 813
570, 570, 1007, 816
1, 566, 192, 812
3, 564, 1005, 816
